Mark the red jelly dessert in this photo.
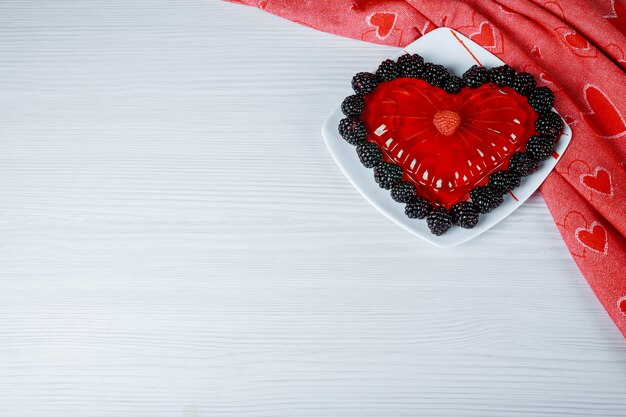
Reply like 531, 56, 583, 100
361, 78, 537, 209
339, 57, 562, 236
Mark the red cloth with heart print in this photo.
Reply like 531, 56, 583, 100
227, 0, 626, 337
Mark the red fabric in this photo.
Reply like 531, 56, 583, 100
228, 0, 626, 337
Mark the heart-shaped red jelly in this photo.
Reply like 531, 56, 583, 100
361, 78, 537, 209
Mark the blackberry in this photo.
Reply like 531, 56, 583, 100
351, 72, 378, 96
535, 111, 563, 139
511, 72, 536, 95
376, 59, 399, 82
397, 53, 424, 78
421, 63, 450, 87
462, 65, 489, 88
405, 196, 432, 219
525, 135, 555, 161
427, 208, 453, 236
470, 186, 503, 214
527, 87, 555, 113
373, 162, 403, 189
338, 117, 366, 145
487, 65, 516, 86
390, 181, 417, 203
449, 201, 479, 229
341, 95, 365, 117
488, 170, 521, 195
508, 152, 539, 176
356, 141, 382, 168
444, 76, 464, 94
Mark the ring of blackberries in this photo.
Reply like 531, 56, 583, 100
338, 53, 563, 236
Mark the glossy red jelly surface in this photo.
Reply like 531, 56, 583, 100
362, 78, 537, 209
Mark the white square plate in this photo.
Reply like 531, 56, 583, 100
322, 28, 572, 248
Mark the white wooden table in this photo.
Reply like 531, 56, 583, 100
1, 1, 625, 416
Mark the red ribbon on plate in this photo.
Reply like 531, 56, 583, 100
228, 0, 626, 337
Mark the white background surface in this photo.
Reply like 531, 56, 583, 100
0, 1, 625, 416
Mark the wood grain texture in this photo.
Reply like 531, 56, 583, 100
0, 1, 625, 416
